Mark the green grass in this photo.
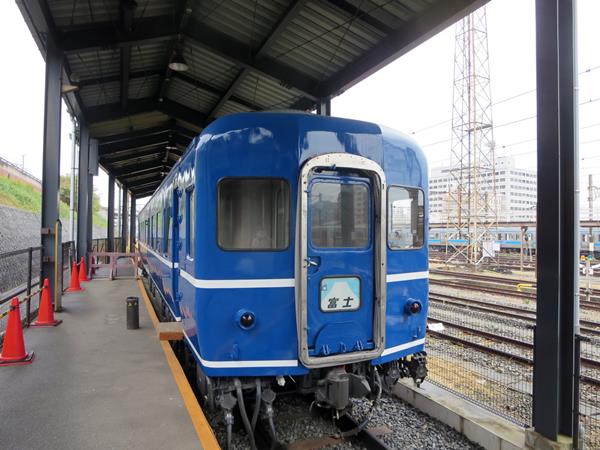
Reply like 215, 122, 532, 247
0, 176, 41, 212
0, 176, 107, 228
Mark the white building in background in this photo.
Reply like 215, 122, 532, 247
429, 156, 537, 223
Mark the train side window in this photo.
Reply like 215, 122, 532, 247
150, 216, 154, 247
388, 186, 424, 250
217, 178, 290, 251
186, 188, 195, 257
165, 207, 171, 256
179, 190, 186, 252
156, 212, 161, 250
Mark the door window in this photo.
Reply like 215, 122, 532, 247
310, 181, 369, 248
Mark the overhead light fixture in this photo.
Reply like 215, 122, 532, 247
168, 48, 189, 72
61, 83, 79, 94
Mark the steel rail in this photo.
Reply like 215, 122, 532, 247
430, 278, 600, 311
429, 322, 600, 371
335, 413, 393, 450
429, 294, 600, 337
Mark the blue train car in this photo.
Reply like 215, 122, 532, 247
138, 112, 428, 444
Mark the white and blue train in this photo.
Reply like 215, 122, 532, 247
138, 112, 428, 444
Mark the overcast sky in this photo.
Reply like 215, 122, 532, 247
1, 0, 599, 210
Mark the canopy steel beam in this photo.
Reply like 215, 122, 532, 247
111, 160, 167, 177
532, 0, 578, 441
185, 20, 320, 100
206, 0, 308, 119
101, 146, 175, 164
40, 39, 63, 297
97, 124, 196, 145
319, 0, 490, 98
132, 187, 159, 198
60, 16, 177, 52
324, 0, 394, 34
81, 70, 262, 112
119, 0, 136, 111
99, 131, 189, 155
79, 69, 163, 88
86, 97, 206, 126
171, 72, 261, 112
121, 171, 167, 187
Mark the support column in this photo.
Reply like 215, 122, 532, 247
40, 40, 62, 297
316, 98, 331, 116
86, 138, 98, 266
86, 173, 93, 267
107, 175, 115, 251
532, 0, 578, 442
77, 125, 90, 261
121, 188, 129, 252
129, 196, 136, 252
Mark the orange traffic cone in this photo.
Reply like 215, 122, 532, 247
31, 279, 62, 327
0, 298, 34, 366
67, 260, 83, 292
79, 257, 89, 282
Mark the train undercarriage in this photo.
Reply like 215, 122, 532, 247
196, 354, 428, 449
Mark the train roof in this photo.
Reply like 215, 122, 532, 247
139, 112, 426, 216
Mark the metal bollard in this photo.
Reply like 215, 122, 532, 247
126, 296, 139, 330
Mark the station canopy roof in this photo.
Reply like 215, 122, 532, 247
18, 0, 486, 198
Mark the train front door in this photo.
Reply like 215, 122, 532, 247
298, 154, 387, 368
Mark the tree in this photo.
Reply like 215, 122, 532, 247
59, 174, 102, 216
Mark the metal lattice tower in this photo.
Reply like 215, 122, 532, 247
445, 7, 498, 265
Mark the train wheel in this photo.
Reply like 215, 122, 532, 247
197, 365, 216, 410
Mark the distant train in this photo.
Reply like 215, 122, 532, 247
138, 112, 429, 448
429, 226, 600, 256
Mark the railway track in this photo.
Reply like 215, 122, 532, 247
429, 311, 600, 370
429, 278, 600, 311
429, 293, 600, 337
431, 268, 600, 295
255, 400, 395, 450
427, 329, 600, 388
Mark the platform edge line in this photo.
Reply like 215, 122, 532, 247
137, 279, 221, 450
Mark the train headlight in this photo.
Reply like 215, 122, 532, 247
236, 310, 256, 330
405, 299, 422, 315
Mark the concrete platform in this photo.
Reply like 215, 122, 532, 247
0, 278, 207, 450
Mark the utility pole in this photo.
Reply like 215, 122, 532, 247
446, 7, 498, 265
589, 174, 594, 242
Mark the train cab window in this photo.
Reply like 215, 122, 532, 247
388, 186, 424, 249
218, 178, 290, 250
186, 188, 195, 257
310, 181, 369, 248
